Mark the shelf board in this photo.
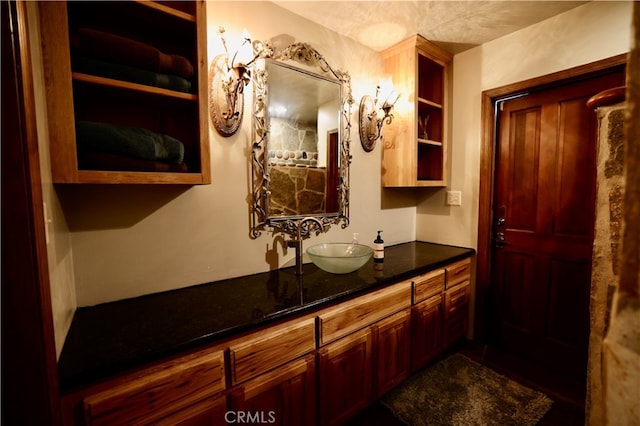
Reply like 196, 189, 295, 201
418, 138, 443, 146
415, 180, 446, 187
72, 73, 198, 101
133, 0, 196, 22
75, 170, 206, 185
417, 97, 443, 109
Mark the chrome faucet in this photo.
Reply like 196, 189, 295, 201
286, 217, 326, 275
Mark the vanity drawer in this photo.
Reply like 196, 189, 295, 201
83, 348, 225, 426
412, 269, 445, 304
318, 280, 412, 346
445, 257, 471, 289
229, 317, 315, 385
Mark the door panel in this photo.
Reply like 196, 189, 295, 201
507, 107, 540, 231
491, 70, 625, 379
554, 96, 597, 237
546, 258, 591, 344
499, 252, 535, 332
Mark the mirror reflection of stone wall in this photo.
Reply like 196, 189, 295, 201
268, 117, 319, 167
268, 117, 326, 216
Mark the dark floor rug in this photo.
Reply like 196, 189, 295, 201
381, 353, 554, 426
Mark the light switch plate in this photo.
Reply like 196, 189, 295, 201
446, 191, 462, 206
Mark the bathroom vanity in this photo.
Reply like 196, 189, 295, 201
58, 241, 473, 425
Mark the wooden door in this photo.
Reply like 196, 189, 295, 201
491, 70, 625, 378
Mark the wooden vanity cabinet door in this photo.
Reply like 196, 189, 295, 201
318, 327, 373, 426
444, 282, 470, 346
443, 256, 471, 346
229, 355, 316, 426
411, 294, 443, 372
373, 309, 411, 397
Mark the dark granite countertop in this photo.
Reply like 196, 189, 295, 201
58, 241, 474, 391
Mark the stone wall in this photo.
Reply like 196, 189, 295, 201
266, 116, 327, 216
588, 4, 640, 424
268, 117, 319, 167
602, 4, 640, 423
587, 99, 626, 425
268, 165, 327, 216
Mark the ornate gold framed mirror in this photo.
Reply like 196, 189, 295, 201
250, 42, 353, 240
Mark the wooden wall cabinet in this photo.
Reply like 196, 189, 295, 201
381, 35, 452, 187
39, 1, 210, 184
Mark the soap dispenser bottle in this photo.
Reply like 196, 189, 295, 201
374, 231, 384, 263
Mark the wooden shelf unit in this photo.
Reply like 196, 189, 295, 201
39, 1, 210, 184
381, 35, 452, 187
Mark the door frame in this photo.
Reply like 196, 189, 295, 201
474, 54, 627, 341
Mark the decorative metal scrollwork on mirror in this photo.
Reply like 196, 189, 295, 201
250, 42, 354, 240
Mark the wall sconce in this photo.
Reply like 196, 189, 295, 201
359, 80, 400, 152
210, 28, 260, 137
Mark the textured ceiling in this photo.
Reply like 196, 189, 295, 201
271, 1, 589, 53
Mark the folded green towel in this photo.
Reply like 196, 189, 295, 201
75, 121, 184, 164
73, 56, 193, 93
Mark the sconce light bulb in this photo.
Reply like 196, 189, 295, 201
241, 28, 252, 42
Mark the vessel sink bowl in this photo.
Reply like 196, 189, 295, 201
306, 243, 373, 274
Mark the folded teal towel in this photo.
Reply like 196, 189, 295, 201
75, 121, 184, 164
72, 56, 193, 93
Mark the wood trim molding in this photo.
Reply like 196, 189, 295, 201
587, 86, 626, 109
474, 54, 628, 341
1, 1, 61, 424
